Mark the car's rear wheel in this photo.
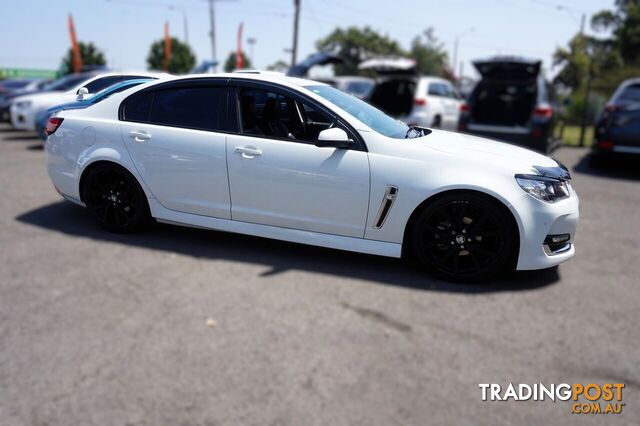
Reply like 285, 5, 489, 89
409, 193, 515, 281
82, 163, 150, 233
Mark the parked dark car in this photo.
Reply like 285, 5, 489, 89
458, 56, 560, 153
592, 77, 640, 162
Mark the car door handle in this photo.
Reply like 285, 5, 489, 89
129, 130, 151, 142
235, 146, 262, 158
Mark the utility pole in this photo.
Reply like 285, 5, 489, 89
291, 0, 300, 67
206, 0, 238, 72
208, 0, 217, 71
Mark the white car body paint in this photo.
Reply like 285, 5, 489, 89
46, 73, 579, 271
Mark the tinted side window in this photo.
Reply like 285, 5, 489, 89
149, 86, 226, 131
122, 91, 153, 122
238, 87, 335, 143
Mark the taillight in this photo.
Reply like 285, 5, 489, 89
44, 117, 64, 136
460, 103, 470, 113
533, 105, 553, 119
596, 140, 614, 150
414, 98, 427, 106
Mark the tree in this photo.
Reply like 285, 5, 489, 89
409, 29, 449, 78
315, 26, 406, 75
147, 37, 196, 74
552, 34, 620, 92
61, 42, 106, 75
591, 0, 640, 65
266, 59, 289, 73
223, 52, 252, 72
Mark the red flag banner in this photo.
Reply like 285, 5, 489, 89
163, 22, 171, 72
236, 23, 244, 69
68, 14, 83, 73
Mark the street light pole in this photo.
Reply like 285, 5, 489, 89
452, 28, 474, 80
247, 37, 256, 67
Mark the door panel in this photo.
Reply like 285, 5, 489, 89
226, 134, 370, 237
121, 122, 231, 218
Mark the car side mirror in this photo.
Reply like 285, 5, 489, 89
315, 127, 352, 149
76, 87, 89, 101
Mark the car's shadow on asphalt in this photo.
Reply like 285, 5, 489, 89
3, 134, 40, 141
16, 201, 561, 293
573, 152, 640, 181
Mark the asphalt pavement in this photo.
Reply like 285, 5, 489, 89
0, 124, 638, 425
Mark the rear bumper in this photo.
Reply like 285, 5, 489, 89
461, 122, 555, 152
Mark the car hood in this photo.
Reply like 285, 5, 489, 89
13, 91, 76, 107
409, 129, 559, 172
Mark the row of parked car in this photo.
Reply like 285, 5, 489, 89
307, 56, 562, 154
1, 55, 638, 161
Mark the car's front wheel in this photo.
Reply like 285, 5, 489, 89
409, 193, 515, 281
82, 163, 150, 233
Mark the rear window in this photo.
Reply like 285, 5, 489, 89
618, 84, 640, 103
148, 86, 226, 131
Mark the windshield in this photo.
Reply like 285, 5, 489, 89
307, 84, 418, 139
44, 74, 92, 91
89, 80, 150, 104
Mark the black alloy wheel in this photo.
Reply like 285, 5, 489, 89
410, 193, 514, 281
83, 164, 150, 233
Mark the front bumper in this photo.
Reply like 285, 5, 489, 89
515, 188, 579, 270
9, 104, 36, 131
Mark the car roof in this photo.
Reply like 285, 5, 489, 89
68, 71, 173, 93
141, 71, 328, 89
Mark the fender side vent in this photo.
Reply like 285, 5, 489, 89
373, 186, 398, 229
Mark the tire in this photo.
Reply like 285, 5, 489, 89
82, 163, 150, 233
409, 193, 515, 282
431, 115, 442, 129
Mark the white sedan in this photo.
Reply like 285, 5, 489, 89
10, 71, 170, 131
45, 72, 579, 281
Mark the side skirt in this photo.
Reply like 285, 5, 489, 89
148, 199, 402, 258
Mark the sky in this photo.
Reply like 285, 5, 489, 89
0, 0, 614, 79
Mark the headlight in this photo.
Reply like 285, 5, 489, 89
515, 174, 571, 203
15, 100, 32, 109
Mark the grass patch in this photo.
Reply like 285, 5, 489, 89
560, 125, 594, 147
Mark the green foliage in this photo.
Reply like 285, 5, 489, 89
315, 26, 406, 75
562, 93, 606, 125
223, 52, 252, 72
61, 42, 106, 75
591, 0, 640, 65
147, 37, 196, 74
409, 28, 449, 78
266, 59, 289, 73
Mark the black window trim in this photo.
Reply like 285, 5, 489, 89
228, 78, 367, 152
118, 77, 238, 134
